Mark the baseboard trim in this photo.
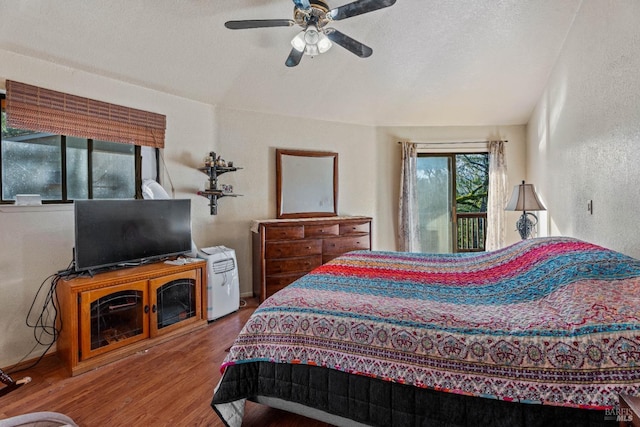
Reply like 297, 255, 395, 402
1, 350, 58, 374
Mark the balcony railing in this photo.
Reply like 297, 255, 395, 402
457, 212, 487, 252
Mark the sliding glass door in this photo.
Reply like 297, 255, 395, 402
416, 153, 488, 253
416, 155, 454, 253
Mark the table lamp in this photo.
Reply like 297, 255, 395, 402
505, 180, 546, 239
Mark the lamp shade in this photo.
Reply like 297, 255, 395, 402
316, 33, 332, 53
505, 181, 546, 212
291, 31, 306, 52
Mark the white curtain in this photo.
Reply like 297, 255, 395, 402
485, 140, 508, 251
398, 141, 421, 252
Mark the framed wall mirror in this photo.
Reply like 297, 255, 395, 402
276, 149, 338, 219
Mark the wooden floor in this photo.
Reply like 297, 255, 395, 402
0, 298, 332, 427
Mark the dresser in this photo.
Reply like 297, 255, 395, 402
252, 216, 372, 302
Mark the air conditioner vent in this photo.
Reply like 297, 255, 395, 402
213, 258, 235, 274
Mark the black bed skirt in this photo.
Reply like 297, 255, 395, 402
212, 362, 617, 427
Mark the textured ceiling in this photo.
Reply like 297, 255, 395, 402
0, 0, 581, 126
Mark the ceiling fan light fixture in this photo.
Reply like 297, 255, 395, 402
304, 27, 320, 45
304, 43, 320, 56
291, 31, 307, 52
294, 26, 331, 56
292, 26, 332, 56
317, 32, 332, 53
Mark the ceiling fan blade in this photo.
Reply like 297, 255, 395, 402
225, 19, 295, 30
325, 28, 372, 58
292, 0, 311, 10
285, 48, 304, 67
329, 0, 396, 21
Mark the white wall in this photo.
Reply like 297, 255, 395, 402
212, 112, 528, 273
526, 1, 640, 259
213, 107, 379, 293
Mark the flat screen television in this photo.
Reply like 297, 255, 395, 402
74, 199, 192, 272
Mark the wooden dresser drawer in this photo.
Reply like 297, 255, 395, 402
265, 273, 307, 297
265, 225, 304, 240
253, 216, 372, 302
305, 224, 339, 238
323, 253, 342, 264
340, 222, 370, 235
266, 255, 323, 275
266, 284, 288, 299
323, 235, 370, 255
265, 239, 322, 258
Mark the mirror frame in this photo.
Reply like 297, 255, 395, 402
276, 149, 338, 219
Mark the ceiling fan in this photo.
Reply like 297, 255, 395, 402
225, 0, 397, 67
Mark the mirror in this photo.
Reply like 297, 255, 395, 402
276, 149, 338, 219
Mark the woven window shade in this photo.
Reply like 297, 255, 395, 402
5, 80, 165, 148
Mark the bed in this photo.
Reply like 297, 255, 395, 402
211, 236, 640, 426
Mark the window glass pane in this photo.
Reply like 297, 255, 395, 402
455, 154, 489, 213
92, 140, 135, 199
67, 137, 89, 200
141, 146, 157, 180
416, 156, 453, 253
1, 131, 62, 200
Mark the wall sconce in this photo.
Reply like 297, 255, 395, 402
505, 180, 546, 240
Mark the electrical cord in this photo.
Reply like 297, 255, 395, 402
158, 149, 176, 198
6, 251, 244, 373
6, 260, 74, 374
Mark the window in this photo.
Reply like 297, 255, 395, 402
416, 152, 489, 253
1, 93, 145, 203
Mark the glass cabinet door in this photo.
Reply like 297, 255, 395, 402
149, 270, 200, 336
79, 280, 149, 360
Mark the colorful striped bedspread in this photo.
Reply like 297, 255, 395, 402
222, 237, 640, 409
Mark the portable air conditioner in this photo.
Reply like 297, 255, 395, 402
198, 246, 240, 321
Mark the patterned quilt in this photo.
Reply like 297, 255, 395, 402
222, 237, 640, 409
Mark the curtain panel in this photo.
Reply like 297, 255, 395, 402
5, 80, 166, 148
398, 141, 421, 252
485, 140, 508, 251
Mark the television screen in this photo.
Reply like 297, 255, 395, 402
74, 199, 192, 272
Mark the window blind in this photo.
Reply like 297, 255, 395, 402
5, 80, 166, 148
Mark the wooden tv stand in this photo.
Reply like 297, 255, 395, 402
56, 260, 207, 376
